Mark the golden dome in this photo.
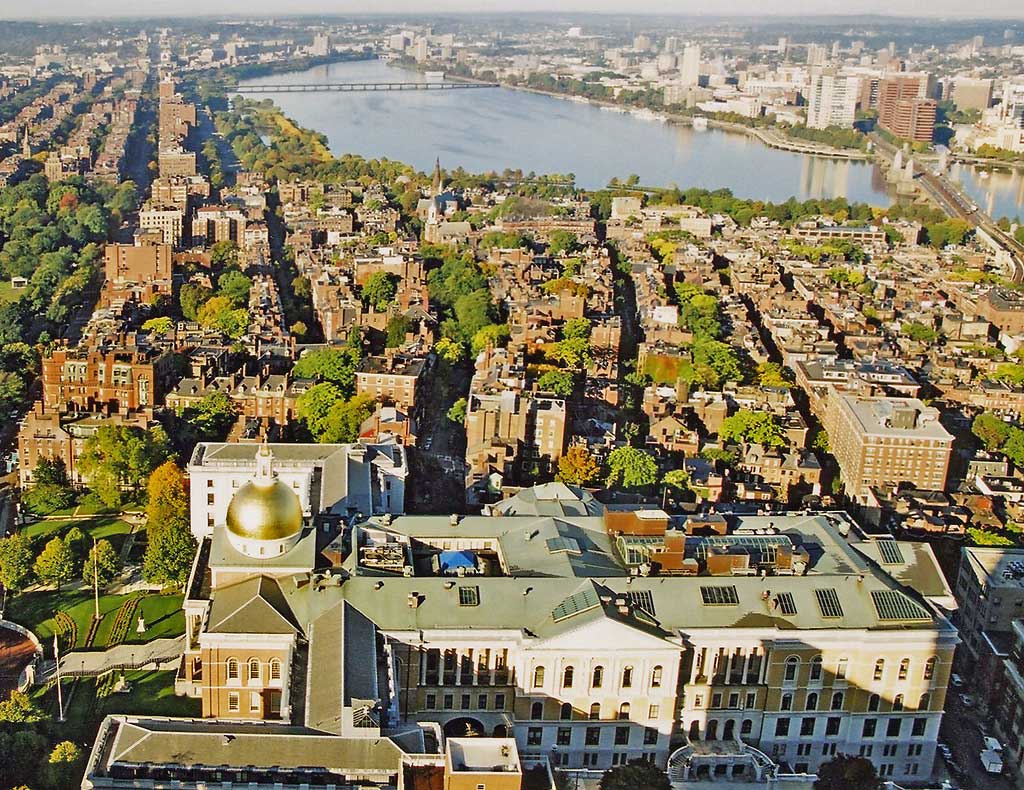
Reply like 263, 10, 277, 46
225, 478, 303, 542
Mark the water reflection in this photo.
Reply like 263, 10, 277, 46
240, 59, 892, 204
950, 163, 1024, 221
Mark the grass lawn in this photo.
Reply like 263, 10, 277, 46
0, 279, 24, 305
5, 591, 183, 654
21, 516, 136, 554
105, 670, 199, 718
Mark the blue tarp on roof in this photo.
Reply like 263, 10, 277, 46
438, 550, 476, 572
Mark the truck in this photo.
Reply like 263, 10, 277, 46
980, 748, 1004, 774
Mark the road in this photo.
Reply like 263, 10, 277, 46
939, 688, 1015, 790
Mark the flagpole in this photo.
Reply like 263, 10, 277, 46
53, 634, 64, 722
93, 538, 100, 621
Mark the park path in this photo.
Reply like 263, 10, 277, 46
55, 636, 183, 678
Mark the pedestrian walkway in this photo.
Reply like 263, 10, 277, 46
58, 636, 183, 677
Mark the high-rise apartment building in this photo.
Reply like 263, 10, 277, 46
807, 70, 859, 129
680, 44, 701, 87
878, 75, 936, 142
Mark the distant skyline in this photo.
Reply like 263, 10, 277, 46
2, 0, 1023, 20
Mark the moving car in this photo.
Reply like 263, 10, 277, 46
981, 748, 1004, 774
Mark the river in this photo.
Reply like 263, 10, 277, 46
238, 59, 1023, 219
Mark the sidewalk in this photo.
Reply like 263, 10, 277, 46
58, 636, 183, 677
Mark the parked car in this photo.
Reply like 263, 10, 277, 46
984, 736, 1003, 753
959, 693, 975, 707
950, 673, 964, 687
938, 743, 954, 761
981, 748, 1004, 774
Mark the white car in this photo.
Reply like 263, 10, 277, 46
959, 693, 975, 707
984, 736, 1003, 753
950, 673, 964, 687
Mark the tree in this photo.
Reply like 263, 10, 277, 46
143, 514, 197, 588
548, 230, 579, 255
537, 369, 574, 397
184, 390, 237, 440
179, 283, 213, 321
434, 336, 465, 364
146, 461, 189, 525
813, 755, 882, 790
719, 409, 786, 448
45, 741, 84, 790
296, 382, 345, 439
547, 336, 591, 369
599, 759, 671, 790
663, 468, 691, 494
447, 397, 468, 424
82, 539, 121, 588
1004, 426, 1024, 469
811, 428, 830, 453
209, 240, 240, 268
684, 338, 743, 389
142, 316, 173, 336
386, 314, 410, 348
217, 269, 252, 308
563, 317, 592, 341
0, 533, 33, 594
292, 340, 362, 397
321, 394, 375, 443
0, 691, 44, 723
33, 537, 74, 591
556, 446, 600, 486
606, 446, 659, 490
973, 412, 1011, 452
21, 460, 76, 515
78, 424, 172, 508
755, 361, 792, 389
471, 323, 510, 354
32, 457, 70, 488
361, 271, 398, 311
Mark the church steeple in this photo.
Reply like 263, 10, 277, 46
431, 157, 442, 196
21, 126, 31, 158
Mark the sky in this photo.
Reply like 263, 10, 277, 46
1, 0, 1022, 19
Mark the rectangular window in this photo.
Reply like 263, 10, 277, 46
728, 693, 739, 709
477, 694, 488, 710
644, 727, 658, 745
249, 691, 260, 712
443, 694, 454, 710
425, 693, 436, 709
826, 717, 840, 736
586, 727, 601, 746
557, 727, 571, 746
527, 727, 543, 746
711, 692, 723, 708
461, 693, 471, 710
887, 719, 901, 738
912, 718, 926, 737
745, 692, 756, 708
227, 691, 239, 712
800, 718, 815, 736
615, 726, 629, 745
775, 718, 790, 737
494, 693, 505, 710
648, 704, 660, 719
458, 586, 480, 606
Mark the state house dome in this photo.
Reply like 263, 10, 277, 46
225, 445, 303, 557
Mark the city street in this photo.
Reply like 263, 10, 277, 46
939, 688, 1015, 790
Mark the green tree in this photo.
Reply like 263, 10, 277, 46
209, 240, 240, 268
143, 516, 198, 588
21, 457, 76, 515
434, 336, 465, 364
811, 428, 830, 453
663, 468, 691, 494
548, 230, 579, 255
537, 369, 574, 397
184, 390, 237, 440
557, 446, 601, 486
813, 754, 882, 790
600, 759, 671, 790
292, 339, 362, 397
78, 424, 171, 508
755, 361, 792, 389
973, 412, 1011, 452
33, 537, 74, 590
1004, 426, 1024, 468
82, 539, 121, 588
606, 446, 659, 490
0, 691, 44, 723
447, 397, 468, 424
386, 314, 410, 348
719, 409, 786, 448
361, 271, 399, 311
967, 527, 1016, 546
547, 336, 591, 369
684, 338, 743, 389
321, 394, 375, 443
217, 269, 252, 308
296, 382, 344, 439
179, 283, 213, 321
471, 323, 511, 354
0, 533, 33, 594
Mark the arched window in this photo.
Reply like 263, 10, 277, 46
809, 656, 823, 681
831, 692, 844, 711
589, 702, 601, 720
806, 692, 818, 711
873, 659, 885, 681
563, 666, 574, 689
784, 656, 799, 682
781, 693, 793, 711
226, 657, 239, 681
836, 657, 848, 679
893, 694, 904, 712
622, 666, 633, 688
651, 665, 663, 688
592, 666, 604, 689
533, 666, 545, 688
618, 702, 631, 720
868, 694, 880, 711
923, 656, 936, 681
740, 719, 753, 735
248, 658, 260, 682
269, 658, 282, 681
560, 702, 572, 720
919, 693, 930, 710
898, 658, 909, 680
689, 720, 700, 741
706, 720, 719, 740
531, 701, 543, 720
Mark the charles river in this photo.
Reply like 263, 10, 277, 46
240, 58, 1024, 220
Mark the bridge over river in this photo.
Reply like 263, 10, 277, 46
234, 80, 498, 94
